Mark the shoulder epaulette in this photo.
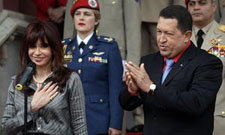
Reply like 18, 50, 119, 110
218, 25, 225, 33
62, 38, 72, 45
97, 35, 115, 43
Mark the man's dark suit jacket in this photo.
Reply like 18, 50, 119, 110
119, 42, 223, 135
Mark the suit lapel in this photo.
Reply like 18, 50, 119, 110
163, 43, 198, 85
147, 53, 164, 86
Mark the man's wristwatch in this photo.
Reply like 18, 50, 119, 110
148, 83, 156, 94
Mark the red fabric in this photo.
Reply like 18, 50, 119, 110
70, 0, 99, 17
129, 92, 139, 97
173, 41, 191, 63
32, 0, 67, 21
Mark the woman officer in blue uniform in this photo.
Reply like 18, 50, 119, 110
63, 0, 124, 134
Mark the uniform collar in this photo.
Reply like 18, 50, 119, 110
77, 32, 94, 45
193, 21, 214, 39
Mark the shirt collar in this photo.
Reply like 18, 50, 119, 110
193, 21, 213, 38
163, 40, 191, 63
77, 32, 94, 45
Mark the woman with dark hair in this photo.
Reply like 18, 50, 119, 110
1, 21, 87, 135
63, 0, 124, 134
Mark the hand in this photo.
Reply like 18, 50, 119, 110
108, 128, 121, 135
31, 81, 58, 112
48, 6, 65, 23
125, 61, 153, 93
125, 70, 139, 94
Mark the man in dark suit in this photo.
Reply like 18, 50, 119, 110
119, 5, 223, 135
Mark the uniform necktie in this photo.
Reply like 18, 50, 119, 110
79, 42, 85, 54
197, 29, 204, 48
161, 59, 174, 84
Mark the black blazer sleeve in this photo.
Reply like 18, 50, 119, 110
119, 85, 143, 111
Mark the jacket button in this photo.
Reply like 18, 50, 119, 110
78, 58, 82, 63
100, 99, 103, 103
78, 69, 81, 74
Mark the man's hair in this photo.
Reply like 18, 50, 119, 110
159, 5, 192, 33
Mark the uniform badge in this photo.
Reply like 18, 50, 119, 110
88, 0, 97, 8
93, 52, 105, 55
219, 25, 225, 32
104, 37, 113, 42
63, 45, 67, 54
208, 38, 225, 57
94, 57, 101, 63
89, 45, 94, 49
64, 55, 73, 62
88, 56, 108, 63
64, 50, 73, 62
67, 51, 72, 55
96, 29, 99, 35
72, 46, 76, 51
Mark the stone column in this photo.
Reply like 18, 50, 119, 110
0, 0, 3, 11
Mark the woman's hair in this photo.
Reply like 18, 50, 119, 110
17, 21, 72, 91
93, 10, 101, 21
93, 9, 101, 30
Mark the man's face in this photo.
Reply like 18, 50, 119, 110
157, 17, 191, 59
187, 0, 216, 26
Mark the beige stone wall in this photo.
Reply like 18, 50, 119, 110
0, 0, 3, 11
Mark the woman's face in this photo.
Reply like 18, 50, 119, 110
74, 8, 99, 35
28, 39, 52, 69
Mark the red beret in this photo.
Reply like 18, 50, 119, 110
185, 0, 189, 6
70, 0, 100, 17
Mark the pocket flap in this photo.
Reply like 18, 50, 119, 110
89, 95, 109, 103
214, 110, 225, 117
